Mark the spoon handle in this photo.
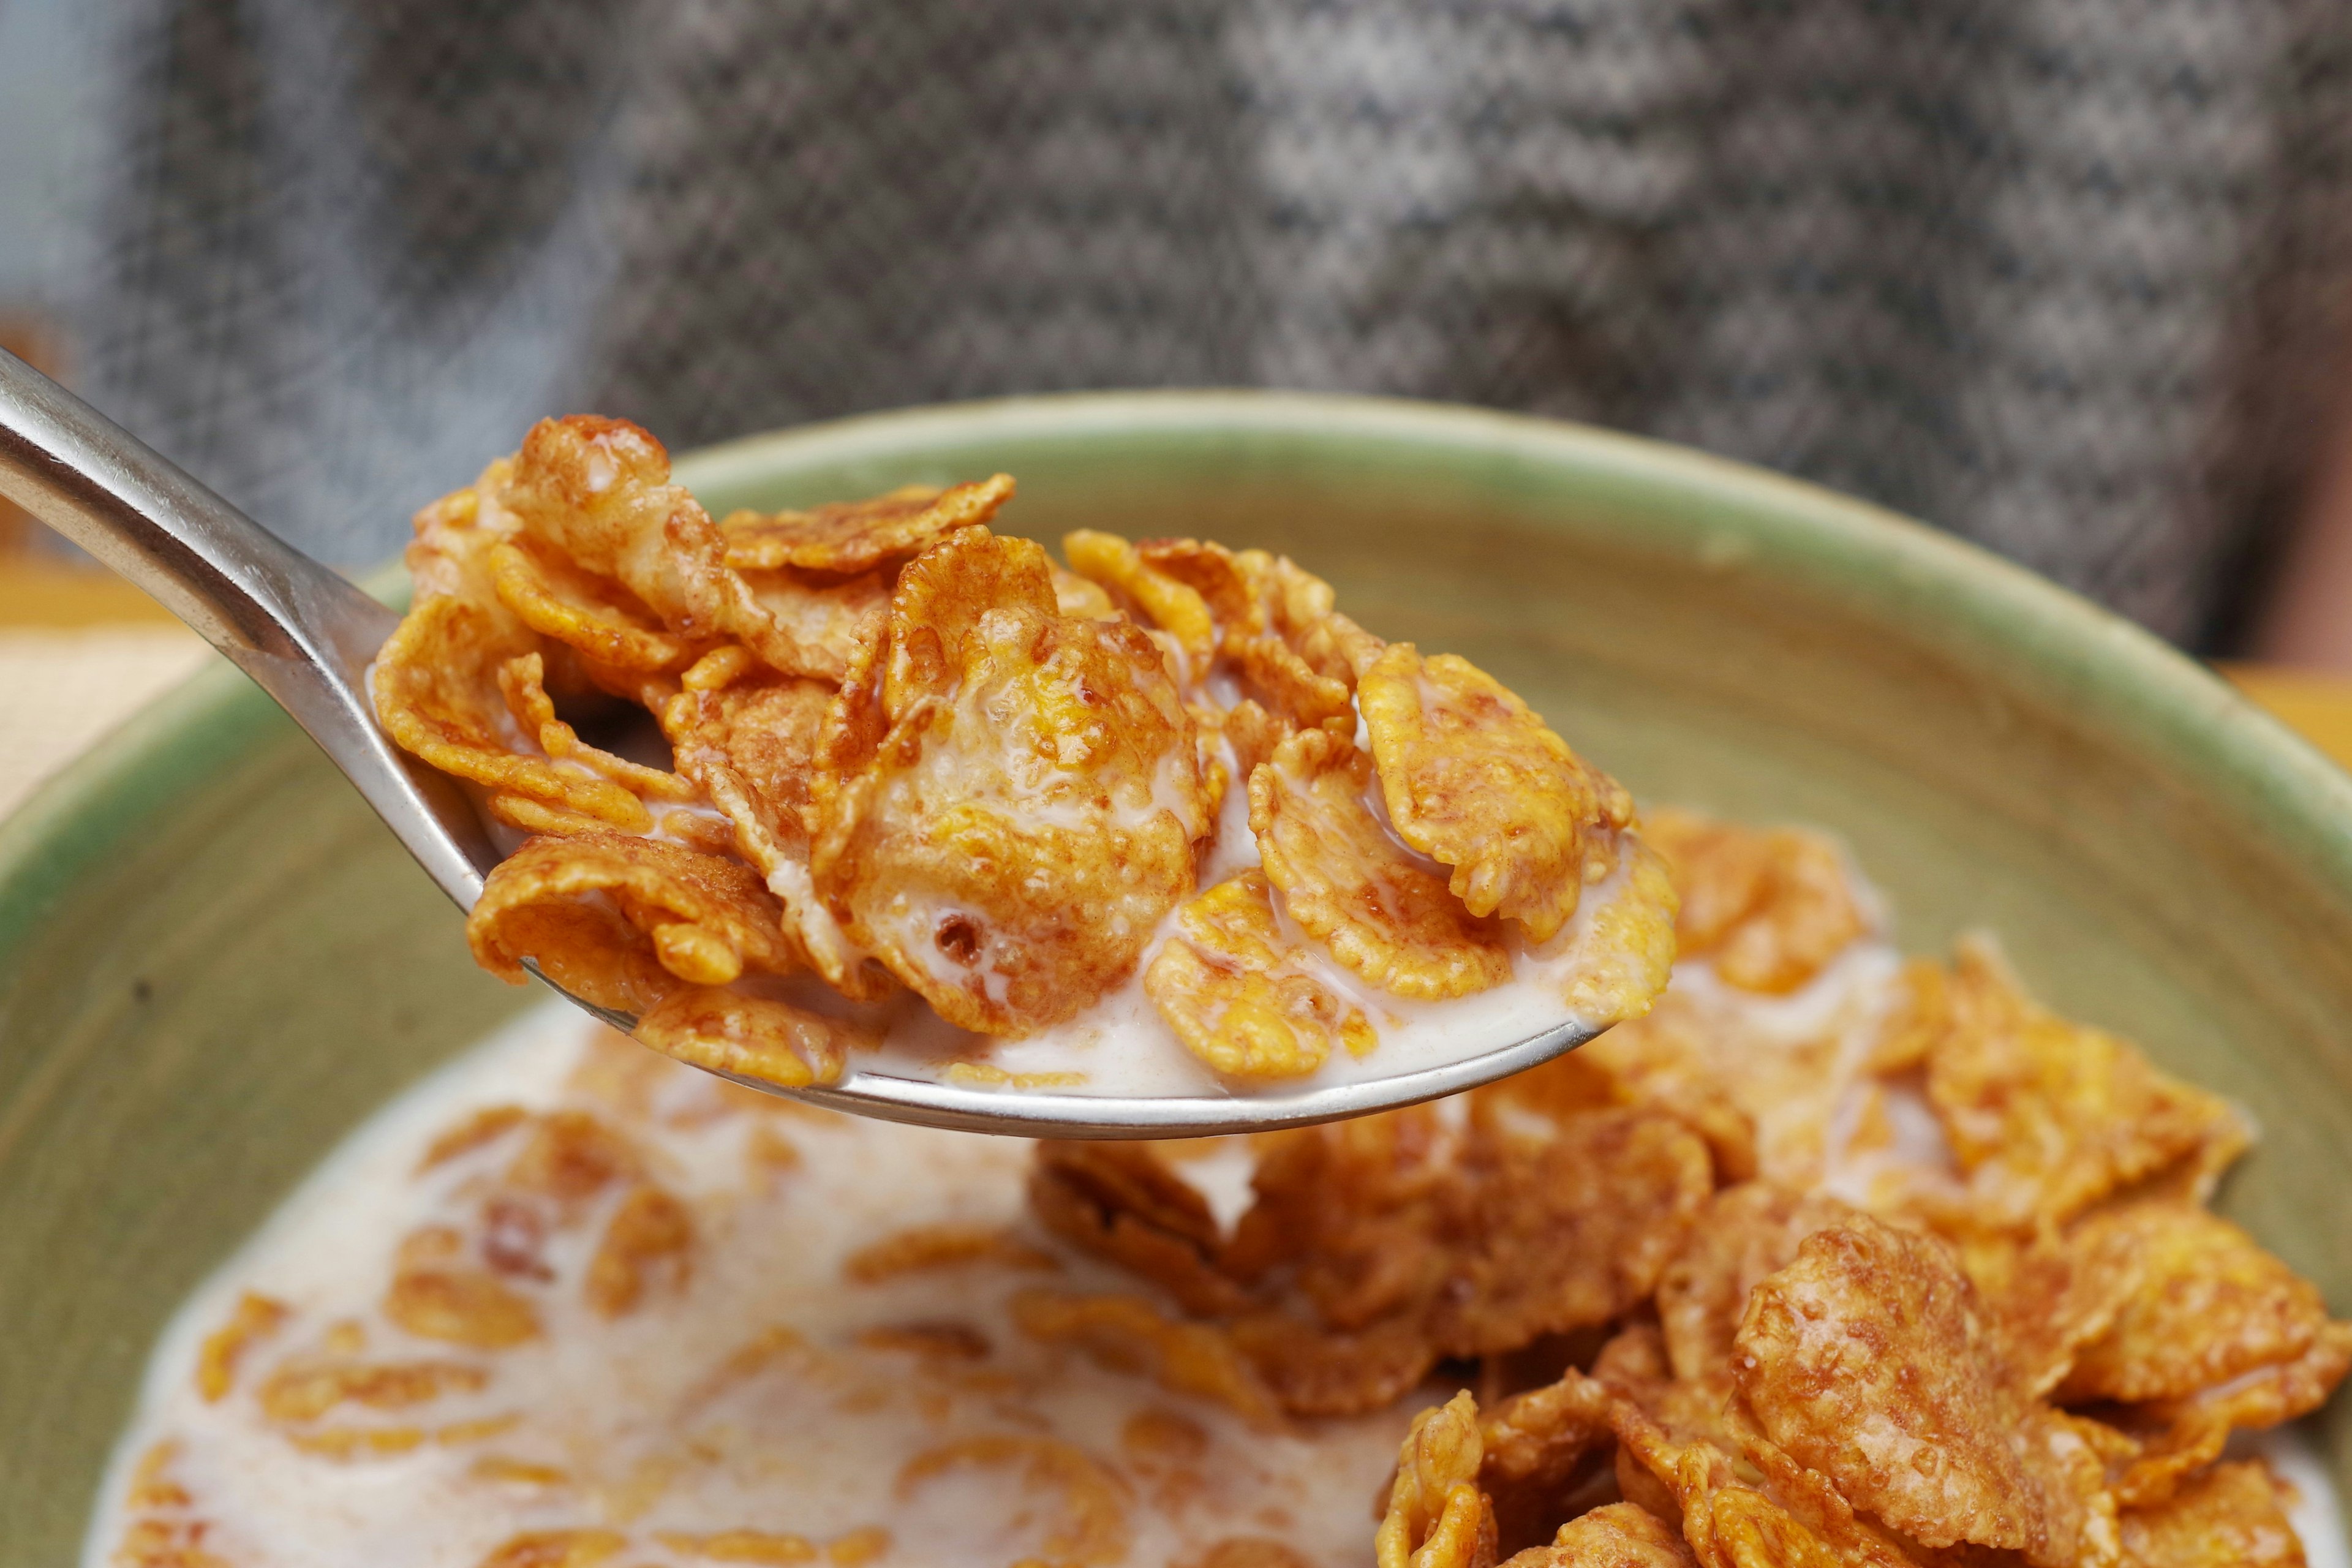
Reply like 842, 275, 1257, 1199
0, 348, 396, 673
0, 348, 486, 907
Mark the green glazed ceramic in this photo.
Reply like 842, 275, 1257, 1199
4, 391, 2350, 1561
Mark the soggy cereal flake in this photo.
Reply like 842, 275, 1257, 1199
1913, 943, 2250, 1228
1030, 1142, 1251, 1317
1733, 1216, 2116, 1566
1358, 644, 1633, 942
658, 668, 878, 995
1251, 727, 1510, 1000
1053, 564, 1121, 620
2117, 1461, 2305, 1568
720, 474, 1014, 573
2060, 1203, 2337, 1405
584, 1184, 694, 1316
1654, 1185, 1855, 1385
1065, 529, 1219, 661
385, 1259, 541, 1350
1145, 869, 1379, 1079
491, 537, 700, 671
1508, 1504, 1697, 1568
1642, 810, 1869, 995
503, 416, 839, 679
1377, 1392, 1499, 1568
1011, 1289, 1284, 1428
468, 833, 807, 1015
197, 1291, 291, 1402
636, 987, 876, 1090
812, 528, 1207, 1032
897, 1436, 1134, 1566
255, 1357, 488, 1422
656, 1530, 820, 1563
842, 1223, 1060, 1283
1561, 839, 1681, 1027
475, 1531, 628, 1568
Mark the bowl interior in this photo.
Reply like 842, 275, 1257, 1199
5, 391, 2351, 1561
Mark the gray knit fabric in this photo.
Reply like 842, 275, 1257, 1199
66, 0, 2352, 645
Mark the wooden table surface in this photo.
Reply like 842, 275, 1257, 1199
1, 557, 2348, 822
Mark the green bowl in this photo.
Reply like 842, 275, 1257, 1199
6, 391, 2350, 1561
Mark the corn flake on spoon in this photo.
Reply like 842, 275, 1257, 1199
0, 350, 1643, 1137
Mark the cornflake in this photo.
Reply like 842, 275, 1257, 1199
1357, 644, 1632, 943
380, 423, 1665, 1095
1251, 727, 1512, 1001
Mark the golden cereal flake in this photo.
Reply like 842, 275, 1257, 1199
1653, 1184, 1855, 1385
502, 416, 840, 679
474, 1531, 628, 1568
1010, 1289, 1284, 1429
1063, 529, 1219, 662
489, 537, 701, 672
720, 473, 1014, 573
737, 564, 893, 684
656, 1529, 821, 1563
584, 1184, 695, 1316
896, 1436, 1134, 1567
1477, 1370, 1617, 1556
841, 1223, 1061, 1283
2117, 1461, 2306, 1568
1145, 869, 1379, 1080
1912, 942, 2250, 1229
498, 652, 698, 805
467, 833, 809, 1016
1250, 727, 1510, 1001
1357, 644, 1632, 943
1642, 810, 1869, 995
657, 669, 878, 995
385, 1253, 542, 1351
374, 595, 653, 833
1376, 1392, 1498, 1568
1561, 839, 1680, 1027
255, 1358, 488, 1422
811, 529, 1207, 1033
1504, 1504, 1696, 1568
1137, 538, 1383, 729
1180, 1540, 1317, 1568
1607, 1396, 1919, 1568
2059, 1203, 2342, 1406
1732, 1216, 2118, 1567
2110, 1323, 2352, 1507
636, 987, 878, 1090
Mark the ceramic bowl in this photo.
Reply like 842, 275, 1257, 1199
6, 392, 2351, 1562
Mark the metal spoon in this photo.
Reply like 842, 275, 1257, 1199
0, 349, 1607, 1137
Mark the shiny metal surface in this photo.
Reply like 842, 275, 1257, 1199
0, 350, 1604, 1137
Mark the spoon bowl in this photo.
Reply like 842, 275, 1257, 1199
0, 350, 1608, 1137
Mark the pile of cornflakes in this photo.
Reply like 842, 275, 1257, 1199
374, 415, 1670, 1087
1032, 815, 2350, 1568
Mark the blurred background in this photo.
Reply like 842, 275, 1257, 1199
6, 0, 2352, 805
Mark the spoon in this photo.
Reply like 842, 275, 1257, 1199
0, 349, 1610, 1137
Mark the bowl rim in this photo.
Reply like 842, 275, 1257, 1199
4, 385, 2348, 997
